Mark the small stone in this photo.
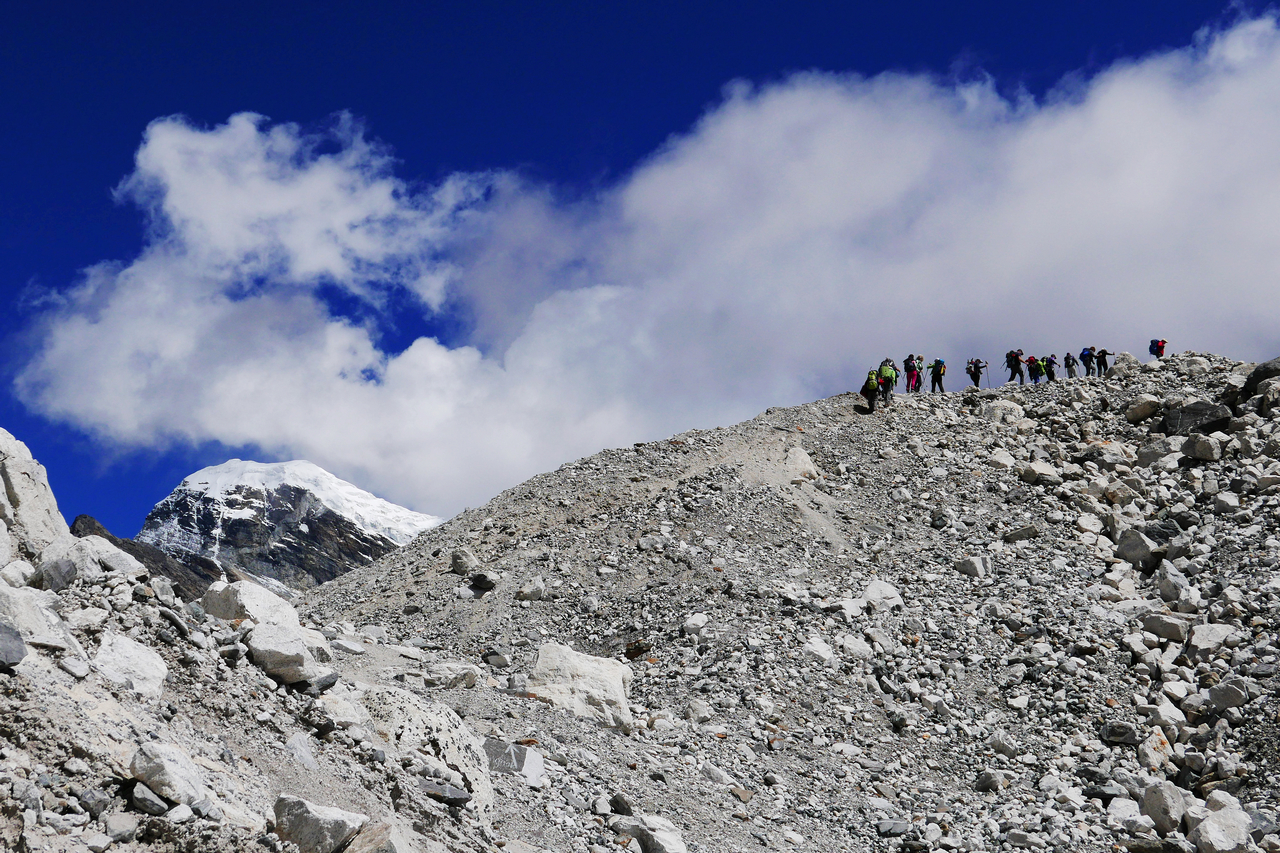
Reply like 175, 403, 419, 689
609, 792, 635, 816
59, 656, 91, 678
83, 831, 114, 852
165, 803, 195, 824
0, 620, 26, 669
102, 812, 139, 841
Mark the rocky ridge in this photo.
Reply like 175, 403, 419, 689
302, 350, 1280, 853
136, 460, 442, 592
0, 350, 1277, 853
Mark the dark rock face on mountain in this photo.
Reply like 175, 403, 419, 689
69, 514, 223, 601
135, 460, 440, 590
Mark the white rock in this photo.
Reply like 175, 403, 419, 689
1187, 623, 1237, 662
361, 686, 494, 816
0, 584, 82, 654
613, 814, 688, 853
528, 642, 634, 731
247, 622, 320, 683
859, 580, 903, 611
274, 794, 368, 853
1188, 807, 1252, 853
35, 535, 143, 591
802, 635, 834, 666
835, 633, 874, 660
299, 627, 334, 662
0, 558, 34, 588
681, 612, 710, 636
1126, 394, 1162, 423
130, 742, 206, 805
0, 428, 71, 560
1141, 781, 1186, 835
94, 633, 168, 700
781, 445, 819, 481
201, 580, 301, 627
700, 761, 735, 785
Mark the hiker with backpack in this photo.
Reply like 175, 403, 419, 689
1006, 349, 1025, 385
878, 360, 898, 404
1026, 354, 1042, 384
904, 355, 919, 396
1080, 347, 1095, 376
1045, 354, 1057, 382
1149, 339, 1167, 358
861, 369, 881, 412
1064, 351, 1079, 378
966, 358, 987, 387
1095, 348, 1112, 374
928, 358, 946, 393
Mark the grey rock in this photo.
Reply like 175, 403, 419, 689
1100, 720, 1141, 745
1116, 529, 1160, 571
1183, 434, 1223, 462
131, 781, 169, 815
955, 556, 990, 578
450, 548, 480, 575
130, 742, 205, 805
1189, 807, 1252, 853
0, 620, 26, 669
95, 632, 169, 700
1208, 679, 1250, 712
419, 777, 472, 807
102, 811, 139, 841
1188, 624, 1237, 662
484, 738, 547, 787
1143, 612, 1192, 642
1142, 781, 1187, 835
247, 622, 320, 683
1159, 402, 1232, 436
612, 814, 688, 853
274, 794, 369, 853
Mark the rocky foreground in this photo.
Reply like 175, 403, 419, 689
1, 350, 1279, 853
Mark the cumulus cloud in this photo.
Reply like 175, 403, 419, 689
18, 17, 1280, 516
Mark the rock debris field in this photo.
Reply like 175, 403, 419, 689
2, 349, 1280, 853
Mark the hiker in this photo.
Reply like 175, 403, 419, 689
1045, 354, 1057, 382
1149, 338, 1168, 358
1095, 348, 1112, 374
904, 355, 919, 396
928, 358, 946, 393
1064, 351, 1079, 379
861, 369, 880, 413
1080, 347, 1095, 377
1006, 349, 1025, 385
878, 360, 898, 404
966, 358, 987, 387
1026, 354, 1042, 384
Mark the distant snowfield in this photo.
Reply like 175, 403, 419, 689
179, 459, 443, 545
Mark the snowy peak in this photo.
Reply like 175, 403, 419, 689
176, 459, 440, 546
136, 459, 442, 589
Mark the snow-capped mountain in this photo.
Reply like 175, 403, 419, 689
136, 459, 442, 589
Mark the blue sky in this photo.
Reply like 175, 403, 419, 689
3, 1, 1276, 536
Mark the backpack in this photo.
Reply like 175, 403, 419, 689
1149, 340, 1159, 355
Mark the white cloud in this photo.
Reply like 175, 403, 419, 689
18, 18, 1280, 517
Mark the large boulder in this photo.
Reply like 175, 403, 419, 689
34, 535, 144, 592
1115, 529, 1161, 571
1239, 356, 1280, 401
130, 742, 206, 805
361, 686, 494, 816
0, 428, 70, 561
1105, 351, 1141, 379
201, 580, 301, 627
1158, 401, 1232, 436
0, 583, 81, 653
94, 633, 168, 700
246, 622, 320, 683
274, 794, 368, 853
528, 643, 634, 731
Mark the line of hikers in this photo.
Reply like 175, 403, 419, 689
859, 339, 1168, 411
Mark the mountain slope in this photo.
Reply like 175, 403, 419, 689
305, 350, 1280, 853
136, 459, 442, 589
